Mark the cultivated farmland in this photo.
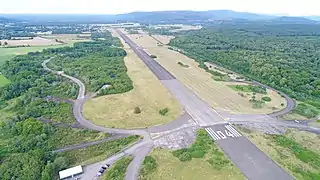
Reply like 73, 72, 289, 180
83, 30, 181, 129
126, 32, 286, 114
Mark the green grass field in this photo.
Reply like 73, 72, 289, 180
0, 44, 74, 65
0, 74, 10, 87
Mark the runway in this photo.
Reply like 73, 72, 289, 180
116, 29, 293, 179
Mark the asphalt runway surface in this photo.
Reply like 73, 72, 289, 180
117, 30, 293, 179
206, 124, 293, 180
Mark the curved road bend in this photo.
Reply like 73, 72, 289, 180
43, 57, 154, 180
42, 58, 148, 136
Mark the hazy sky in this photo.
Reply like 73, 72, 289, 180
0, 0, 319, 16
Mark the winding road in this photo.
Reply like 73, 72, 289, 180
41, 30, 320, 180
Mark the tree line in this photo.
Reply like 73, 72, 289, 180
170, 25, 320, 117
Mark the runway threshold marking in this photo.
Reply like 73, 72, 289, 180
205, 125, 242, 141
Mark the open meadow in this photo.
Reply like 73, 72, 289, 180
83, 30, 181, 129
0, 34, 90, 66
0, 37, 62, 46
126, 32, 286, 114
139, 130, 244, 180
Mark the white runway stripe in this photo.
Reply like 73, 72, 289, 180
207, 128, 221, 140
205, 128, 217, 140
225, 125, 242, 137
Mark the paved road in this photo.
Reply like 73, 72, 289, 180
81, 138, 153, 180
117, 29, 293, 180
251, 80, 296, 118
42, 58, 148, 136
43, 57, 153, 180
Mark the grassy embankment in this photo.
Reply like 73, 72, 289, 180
139, 130, 244, 180
83, 31, 181, 129
240, 127, 320, 179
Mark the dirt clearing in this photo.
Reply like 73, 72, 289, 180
83, 31, 181, 129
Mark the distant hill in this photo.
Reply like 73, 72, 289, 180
1, 10, 319, 24
271, 16, 318, 24
0, 17, 15, 23
115, 10, 274, 24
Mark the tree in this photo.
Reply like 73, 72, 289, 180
4, 41, 8, 46
134, 107, 141, 114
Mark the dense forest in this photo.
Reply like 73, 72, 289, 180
0, 31, 134, 179
47, 35, 133, 95
170, 25, 320, 118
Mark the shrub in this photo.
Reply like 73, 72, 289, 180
159, 108, 169, 116
140, 156, 158, 179
134, 107, 141, 114
262, 96, 272, 102
190, 150, 206, 158
293, 103, 319, 118
150, 55, 157, 58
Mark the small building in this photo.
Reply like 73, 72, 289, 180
59, 165, 83, 180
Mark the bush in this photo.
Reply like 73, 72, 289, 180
150, 55, 157, 58
159, 108, 169, 116
134, 107, 141, 114
103, 156, 133, 180
172, 148, 192, 162
262, 96, 272, 102
140, 156, 158, 179
177, 62, 189, 68
190, 150, 206, 158
293, 103, 319, 118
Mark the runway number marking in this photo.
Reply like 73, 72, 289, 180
205, 125, 242, 141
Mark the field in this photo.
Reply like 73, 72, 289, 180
0, 34, 90, 65
139, 130, 244, 180
126, 32, 286, 114
151, 35, 175, 44
58, 135, 139, 166
241, 128, 320, 179
83, 30, 181, 129
149, 24, 202, 32
0, 37, 62, 46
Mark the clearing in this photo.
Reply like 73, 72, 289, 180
241, 128, 320, 180
151, 35, 175, 45
0, 34, 90, 65
149, 24, 202, 32
83, 30, 181, 129
126, 32, 286, 114
0, 74, 10, 87
139, 130, 244, 180
58, 135, 139, 166
0, 37, 61, 46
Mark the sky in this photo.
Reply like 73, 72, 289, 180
0, 0, 319, 16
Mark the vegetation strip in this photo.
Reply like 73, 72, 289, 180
102, 156, 134, 180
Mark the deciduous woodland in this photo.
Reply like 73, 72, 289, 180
170, 25, 320, 117
0, 32, 136, 179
